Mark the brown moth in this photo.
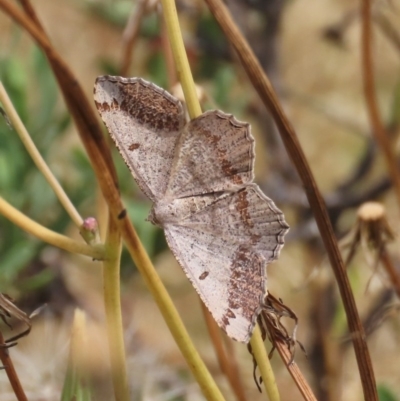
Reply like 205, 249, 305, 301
94, 76, 289, 343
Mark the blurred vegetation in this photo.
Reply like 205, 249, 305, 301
0, 46, 71, 295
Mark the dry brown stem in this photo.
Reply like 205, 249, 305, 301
0, 331, 27, 401
203, 0, 378, 399
0, 294, 31, 401
361, 0, 400, 209
256, 295, 316, 401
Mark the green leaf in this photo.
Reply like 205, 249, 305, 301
378, 384, 398, 401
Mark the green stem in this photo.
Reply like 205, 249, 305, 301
0, 81, 83, 228
160, 0, 202, 119
103, 216, 129, 401
160, 0, 278, 398
250, 325, 280, 401
0, 196, 104, 259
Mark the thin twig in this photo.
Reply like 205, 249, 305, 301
0, 197, 104, 259
380, 248, 400, 299
361, 0, 400, 210
0, 331, 28, 401
202, 0, 378, 399
0, 82, 83, 227
272, 337, 317, 401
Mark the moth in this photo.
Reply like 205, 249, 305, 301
94, 76, 289, 343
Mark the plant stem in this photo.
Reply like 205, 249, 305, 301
103, 216, 129, 401
160, 0, 280, 396
0, 331, 28, 401
361, 0, 400, 210
380, 247, 400, 299
201, 303, 248, 401
0, 81, 83, 228
159, 0, 202, 119
0, 197, 104, 259
271, 334, 318, 401
250, 325, 281, 401
202, 0, 378, 399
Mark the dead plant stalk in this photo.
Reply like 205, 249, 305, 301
361, 0, 400, 210
202, 0, 378, 400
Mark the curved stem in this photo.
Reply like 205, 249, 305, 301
202, 0, 378, 400
0, 81, 83, 228
361, 0, 400, 210
0, 197, 104, 259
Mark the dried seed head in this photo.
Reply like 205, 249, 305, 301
356, 202, 394, 250
357, 202, 385, 221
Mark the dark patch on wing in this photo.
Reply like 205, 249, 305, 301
220, 245, 265, 335
95, 98, 119, 113
115, 81, 182, 132
199, 271, 209, 280
128, 143, 140, 151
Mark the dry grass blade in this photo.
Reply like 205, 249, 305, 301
202, 0, 378, 399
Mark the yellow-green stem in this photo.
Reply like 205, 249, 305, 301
122, 222, 226, 401
103, 216, 129, 401
250, 325, 281, 401
160, 0, 202, 119
0, 197, 104, 259
160, 0, 278, 398
158, 2, 229, 400
0, 81, 83, 228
